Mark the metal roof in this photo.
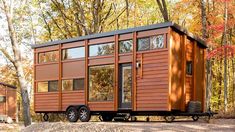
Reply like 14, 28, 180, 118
0, 82, 17, 89
31, 22, 207, 49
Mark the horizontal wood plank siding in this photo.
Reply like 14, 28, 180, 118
88, 102, 114, 111
62, 60, 85, 78
35, 93, 59, 112
36, 64, 59, 81
136, 50, 169, 111
61, 91, 85, 111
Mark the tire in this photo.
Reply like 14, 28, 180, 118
66, 107, 79, 122
101, 114, 114, 121
43, 113, 49, 121
164, 115, 175, 123
78, 106, 91, 122
192, 116, 199, 121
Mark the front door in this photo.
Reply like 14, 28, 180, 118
119, 64, 132, 110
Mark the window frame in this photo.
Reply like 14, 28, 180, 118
38, 50, 59, 64
62, 78, 85, 91
186, 61, 193, 75
0, 96, 6, 103
137, 34, 165, 52
37, 80, 58, 92
119, 39, 133, 54
89, 42, 115, 57
62, 46, 85, 60
88, 64, 115, 102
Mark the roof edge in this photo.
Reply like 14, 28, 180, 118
0, 82, 17, 89
31, 21, 207, 49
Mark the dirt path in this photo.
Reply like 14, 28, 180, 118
1, 119, 235, 132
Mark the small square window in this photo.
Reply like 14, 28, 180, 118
119, 40, 133, 53
0, 96, 6, 103
48, 81, 58, 92
137, 37, 150, 51
186, 61, 192, 75
74, 78, 84, 90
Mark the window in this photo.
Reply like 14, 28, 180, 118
137, 37, 150, 51
49, 81, 58, 92
119, 40, 133, 53
89, 42, 114, 57
89, 65, 114, 101
38, 51, 59, 63
62, 78, 84, 91
37, 81, 58, 92
62, 47, 85, 60
137, 34, 165, 51
37, 82, 48, 92
0, 96, 6, 103
186, 61, 193, 75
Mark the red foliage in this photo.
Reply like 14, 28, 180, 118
207, 45, 235, 59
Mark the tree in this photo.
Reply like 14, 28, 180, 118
0, 0, 32, 126
156, 0, 169, 22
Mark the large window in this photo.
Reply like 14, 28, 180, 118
119, 40, 133, 53
137, 34, 164, 51
62, 78, 84, 91
89, 42, 114, 57
89, 65, 114, 101
37, 81, 58, 92
0, 96, 6, 103
62, 47, 85, 60
38, 51, 59, 63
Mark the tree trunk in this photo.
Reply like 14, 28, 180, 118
156, 0, 169, 22
223, 0, 228, 113
1, 0, 32, 126
125, 0, 129, 28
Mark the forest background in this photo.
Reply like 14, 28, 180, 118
0, 0, 234, 126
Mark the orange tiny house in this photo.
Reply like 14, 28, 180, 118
32, 22, 208, 122
0, 82, 17, 121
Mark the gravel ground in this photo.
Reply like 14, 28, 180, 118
1, 119, 234, 132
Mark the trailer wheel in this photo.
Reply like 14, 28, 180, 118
66, 107, 79, 122
164, 115, 175, 123
78, 106, 91, 122
43, 113, 49, 121
192, 116, 199, 121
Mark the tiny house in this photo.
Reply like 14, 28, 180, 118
0, 82, 17, 121
32, 22, 207, 122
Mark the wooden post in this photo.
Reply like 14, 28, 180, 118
85, 40, 88, 106
167, 27, 172, 111
114, 35, 119, 111
133, 32, 137, 111
181, 35, 186, 111
58, 44, 62, 111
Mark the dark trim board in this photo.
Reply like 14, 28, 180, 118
31, 22, 207, 49
0, 82, 17, 89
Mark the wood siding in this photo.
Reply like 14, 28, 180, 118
35, 93, 59, 112
170, 31, 183, 110
0, 85, 16, 120
62, 91, 85, 111
136, 49, 169, 111
88, 102, 114, 111
185, 39, 193, 104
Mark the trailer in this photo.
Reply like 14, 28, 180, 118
0, 82, 17, 122
32, 22, 212, 122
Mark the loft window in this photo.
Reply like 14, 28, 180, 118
62, 78, 84, 91
119, 40, 133, 53
186, 61, 193, 75
38, 50, 59, 63
89, 65, 114, 101
37, 80, 58, 92
0, 96, 6, 103
89, 42, 114, 57
62, 47, 85, 60
137, 34, 165, 51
